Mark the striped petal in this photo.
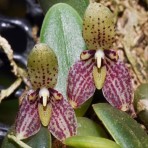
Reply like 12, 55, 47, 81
83, 2, 115, 50
67, 58, 95, 108
102, 60, 133, 111
27, 43, 58, 89
15, 90, 41, 139
48, 89, 77, 141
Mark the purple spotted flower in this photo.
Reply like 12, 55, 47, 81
67, 3, 133, 111
67, 49, 133, 111
12, 43, 77, 142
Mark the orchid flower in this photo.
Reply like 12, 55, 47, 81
8, 43, 77, 146
67, 3, 133, 111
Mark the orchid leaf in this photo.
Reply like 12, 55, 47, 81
102, 61, 133, 111
77, 117, 108, 138
38, 0, 89, 18
40, 3, 86, 99
24, 127, 52, 148
40, 3, 92, 116
1, 126, 52, 148
74, 97, 92, 117
64, 136, 120, 148
93, 103, 148, 148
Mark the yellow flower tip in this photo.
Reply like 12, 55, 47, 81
69, 100, 77, 109
111, 50, 119, 61
80, 51, 90, 60
120, 104, 129, 111
53, 92, 62, 100
39, 87, 50, 107
16, 133, 26, 140
137, 99, 148, 112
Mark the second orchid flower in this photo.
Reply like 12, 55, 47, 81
67, 2, 133, 111
9, 43, 77, 145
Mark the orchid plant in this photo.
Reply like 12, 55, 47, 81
8, 43, 77, 147
6, 2, 133, 147
1, 1, 147, 148
67, 2, 133, 111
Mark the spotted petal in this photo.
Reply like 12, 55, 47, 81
102, 60, 133, 111
15, 90, 41, 140
67, 58, 95, 108
48, 89, 77, 141
27, 43, 58, 89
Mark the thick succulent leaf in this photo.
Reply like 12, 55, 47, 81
48, 88, 77, 141
64, 136, 121, 148
74, 97, 92, 117
102, 60, 133, 111
67, 58, 95, 108
27, 43, 58, 89
38, 0, 89, 18
40, 3, 86, 98
93, 103, 148, 148
25, 127, 52, 148
83, 2, 115, 50
15, 91, 41, 139
77, 117, 108, 138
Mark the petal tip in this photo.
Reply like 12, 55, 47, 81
69, 100, 78, 109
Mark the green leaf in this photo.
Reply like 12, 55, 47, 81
77, 117, 108, 138
93, 103, 148, 148
1, 126, 52, 148
64, 136, 121, 148
24, 127, 52, 148
38, 0, 89, 18
74, 97, 92, 117
40, 3, 86, 99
